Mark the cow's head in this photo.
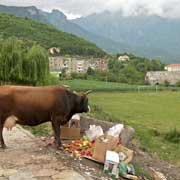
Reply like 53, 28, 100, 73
77, 90, 92, 113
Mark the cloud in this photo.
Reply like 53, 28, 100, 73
1, 0, 180, 18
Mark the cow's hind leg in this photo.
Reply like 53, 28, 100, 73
0, 119, 6, 149
52, 116, 62, 149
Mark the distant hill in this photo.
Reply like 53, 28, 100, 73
73, 11, 180, 63
0, 5, 132, 57
0, 12, 106, 57
1, 4, 180, 63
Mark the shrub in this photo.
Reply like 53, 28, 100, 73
165, 128, 180, 143
164, 80, 170, 87
176, 80, 180, 87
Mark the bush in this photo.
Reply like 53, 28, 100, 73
165, 128, 180, 143
176, 80, 180, 87
45, 74, 59, 85
71, 72, 87, 80
164, 80, 170, 87
87, 67, 95, 75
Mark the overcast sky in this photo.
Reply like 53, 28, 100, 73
1, 0, 180, 19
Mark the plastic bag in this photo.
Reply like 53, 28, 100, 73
85, 125, 104, 141
107, 124, 124, 137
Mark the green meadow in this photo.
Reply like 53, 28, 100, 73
59, 79, 140, 92
89, 92, 180, 165
28, 79, 180, 165
58, 79, 180, 92
57, 79, 180, 164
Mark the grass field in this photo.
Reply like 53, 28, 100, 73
59, 79, 140, 92
58, 79, 180, 92
89, 92, 180, 165
30, 78, 180, 165
58, 79, 180, 164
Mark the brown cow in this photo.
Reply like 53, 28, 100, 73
0, 85, 90, 149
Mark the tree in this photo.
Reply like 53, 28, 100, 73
25, 44, 49, 84
0, 37, 49, 85
0, 37, 23, 82
87, 67, 95, 75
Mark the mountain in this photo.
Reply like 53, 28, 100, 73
1, 4, 180, 63
0, 4, 134, 56
0, 13, 105, 57
73, 11, 180, 63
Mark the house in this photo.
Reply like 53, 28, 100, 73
145, 71, 180, 85
118, 55, 130, 62
48, 47, 60, 55
165, 64, 180, 72
76, 60, 85, 73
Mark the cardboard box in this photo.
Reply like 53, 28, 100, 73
114, 145, 133, 163
92, 135, 119, 163
60, 126, 80, 140
104, 150, 120, 179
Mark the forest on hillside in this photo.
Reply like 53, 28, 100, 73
0, 13, 106, 57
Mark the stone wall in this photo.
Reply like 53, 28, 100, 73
145, 71, 180, 85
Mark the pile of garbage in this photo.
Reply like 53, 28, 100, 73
63, 123, 138, 180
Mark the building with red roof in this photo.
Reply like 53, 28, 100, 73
165, 64, 180, 72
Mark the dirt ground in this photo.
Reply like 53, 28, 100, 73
0, 126, 180, 180
0, 126, 93, 180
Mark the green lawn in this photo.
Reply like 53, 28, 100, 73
58, 79, 180, 92
89, 92, 180, 165
59, 79, 139, 92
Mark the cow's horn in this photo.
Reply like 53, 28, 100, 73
85, 90, 92, 95
63, 84, 70, 89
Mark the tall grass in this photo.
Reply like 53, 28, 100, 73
165, 128, 180, 143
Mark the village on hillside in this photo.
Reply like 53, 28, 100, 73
49, 47, 180, 86
48, 47, 108, 75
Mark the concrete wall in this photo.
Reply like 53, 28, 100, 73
145, 71, 180, 85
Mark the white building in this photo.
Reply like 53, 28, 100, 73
118, 55, 130, 62
48, 47, 60, 55
49, 56, 108, 74
165, 64, 180, 72
76, 60, 85, 73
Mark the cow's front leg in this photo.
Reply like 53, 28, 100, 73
52, 117, 62, 148
0, 120, 6, 149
